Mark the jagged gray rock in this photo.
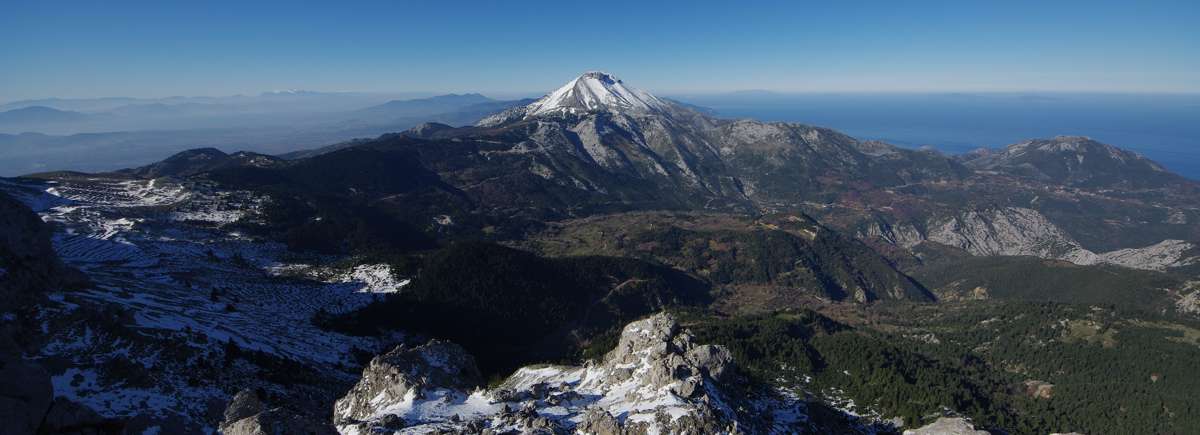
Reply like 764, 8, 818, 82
334, 313, 751, 434
576, 408, 622, 435
491, 312, 741, 434
332, 339, 483, 426
902, 417, 989, 435
1176, 282, 1200, 315
222, 389, 266, 427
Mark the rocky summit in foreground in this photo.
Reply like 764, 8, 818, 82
332, 313, 757, 434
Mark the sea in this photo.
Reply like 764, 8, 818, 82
674, 92, 1200, 180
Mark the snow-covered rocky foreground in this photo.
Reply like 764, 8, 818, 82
1, 176, 402, 433
332, 312, 813, 435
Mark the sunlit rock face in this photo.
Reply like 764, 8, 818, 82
333, 313, 749, 434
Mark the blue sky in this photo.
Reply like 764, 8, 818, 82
2, 0, 1197, 101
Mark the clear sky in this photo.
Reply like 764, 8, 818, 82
2, 0, 1197, 101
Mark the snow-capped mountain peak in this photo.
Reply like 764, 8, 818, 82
475, 71, 674, 127
525, 71, 667, 117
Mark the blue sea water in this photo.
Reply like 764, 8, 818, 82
674, 93, 1200, 180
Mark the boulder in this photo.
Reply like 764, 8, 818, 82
575, 408, 621, 435
221, 389, 265, 425
332, 339, 482, 424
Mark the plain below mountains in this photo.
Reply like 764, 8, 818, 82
0, 93, 532, 176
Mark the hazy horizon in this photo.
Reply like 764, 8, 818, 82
6, 88, 1200, 109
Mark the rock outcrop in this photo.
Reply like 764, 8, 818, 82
332, 339, 483, 429
488, 312, 739, 434
865, 206, 1198, 271
220, 389, 335, 435
1098, 239, 1198, 271
902, 417, 990, 435
0, 190, 86, 312
1177, 283, 1200, 315
334, 313, 750, 434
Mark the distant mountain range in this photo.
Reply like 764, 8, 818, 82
0, 90, 427, 113
0, 106, 90, 125
356, 93, 491, 117
0, 93, 533, 176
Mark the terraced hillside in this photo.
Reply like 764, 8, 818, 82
1, 176, 408, 432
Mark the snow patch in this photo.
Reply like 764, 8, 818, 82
525, 71, 667, 118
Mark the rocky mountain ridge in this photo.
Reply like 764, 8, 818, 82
124, 147, 283, 178
466, 72, 971, 211
863, 206, 1199, 271
334, 313, 805, 434
962, 135, 1185, 189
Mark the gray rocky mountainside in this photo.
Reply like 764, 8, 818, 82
205, 71, 1199, 271
470, 72, 969, 208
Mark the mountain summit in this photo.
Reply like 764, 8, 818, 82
526, 71, 667, 117
466, 70, 969, 205
478, 72, 671, 126
962, 135, 1182, 188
